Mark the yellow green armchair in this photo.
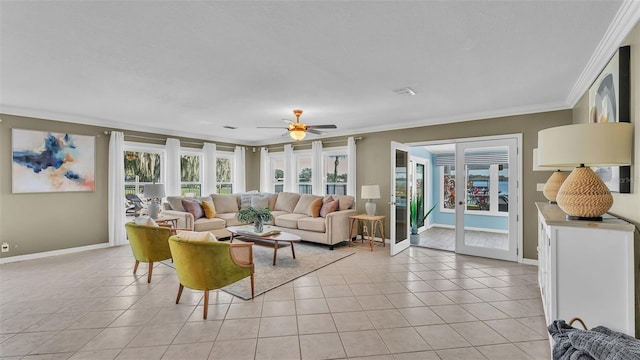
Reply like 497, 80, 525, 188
125, 222, 173, 283
168, 236, 254, 319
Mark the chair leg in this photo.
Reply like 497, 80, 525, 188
176, 284, 184, 304
203, 290, 209, 319
147, 262, 153, 283
250, 273, 255, 299
133, 260, 139, 274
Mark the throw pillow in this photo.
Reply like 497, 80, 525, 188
335, 195, 355, 210
166, 196, 185, 212
182, 199, 204, 220
240, 193, 256, 210
176, 230, 217, 241
323, 195, 334, 203
134, 216, 158, 227
293, 194, 323, 216
320, 198, 339, 217
201, 200, 217, 219
310, 198, 323, 217
251, 195, 270, 209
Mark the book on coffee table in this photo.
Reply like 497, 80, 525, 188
235, 225, 281, 237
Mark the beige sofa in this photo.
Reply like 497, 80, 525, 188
161, 192, 357, 249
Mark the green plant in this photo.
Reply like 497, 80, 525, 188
236, 206, 273, 224
410, 194, 437, 235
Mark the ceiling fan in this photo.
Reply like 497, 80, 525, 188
258, 109, 337, 141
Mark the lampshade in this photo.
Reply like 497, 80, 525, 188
144, 183, 165, 199
361, 185, 381, 200
537, 123, 633, 167
532, 148, 574, 172
537, 122, 633, 220
289, 130, 306, 141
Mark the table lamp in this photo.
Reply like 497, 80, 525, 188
537, 122, 633, 220
361, 185, 381, 216
532, 148, 573, 203
144, 183, 165, 219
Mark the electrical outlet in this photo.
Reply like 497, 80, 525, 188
1, 242, 9, 253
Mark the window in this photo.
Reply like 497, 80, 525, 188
439, 163, 508, 215
325, 152, 347, 195
216, 153, 233, 194
271, 155, 284, 193
441, 165, 455, 210
296, 153, 312, 194
123, 147, 164, 197
180, 152, 202, 196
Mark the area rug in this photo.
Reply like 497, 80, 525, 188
161, 242, 354, 300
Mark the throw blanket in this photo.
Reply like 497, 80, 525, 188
548, 320, 640, 360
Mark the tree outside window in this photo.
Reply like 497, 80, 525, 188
325, 154, 347, 195
124, 151, 161, 195
181, 154, 201, 196
216, 157, 233, 194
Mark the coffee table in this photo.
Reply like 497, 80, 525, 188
227, 226, 302, 266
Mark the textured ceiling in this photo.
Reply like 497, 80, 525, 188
1, 1, 637, 145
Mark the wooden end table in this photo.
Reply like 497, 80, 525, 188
227, 226, 301, 266
348, 214, 386, 251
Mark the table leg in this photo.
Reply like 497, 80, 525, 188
230, 234, 234, 243
348, 219, 356, 247
369, 220, 374, 251
273, 240, 279, 266
291, 242, 296, 259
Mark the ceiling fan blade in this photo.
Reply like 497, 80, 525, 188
307, 129, 324, 135
306, 124, 337, 129
282, 119, 295, 124
257, 126, 287, 129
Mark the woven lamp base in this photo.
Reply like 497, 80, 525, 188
556, 166, 613, 221
543, 171, 567, 203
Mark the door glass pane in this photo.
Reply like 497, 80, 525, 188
416, 163, 425, 223
463, 147, 509, 250
395, 149, 408, 244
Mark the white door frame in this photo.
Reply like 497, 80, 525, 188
405, 134, 524, 263
390, 141, 411, 256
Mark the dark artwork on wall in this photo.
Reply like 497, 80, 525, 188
588, 45, 631, 193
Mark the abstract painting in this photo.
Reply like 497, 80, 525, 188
12, 129, 95, 193
588, 45, 631, 193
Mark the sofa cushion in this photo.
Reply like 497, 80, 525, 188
293, 194, 323, 217
297, 217, 326, 233
334, 195, 355, 210
176, 230, 217, 241
320, 198, 339, 217
212, 194, 239, 213
182, 199, 204, 220
274, 213, 307, 229
274, 192, 301, 213
217, 212, 244, 227
201, 200, 217, 218
166, 196, 185, 212
193, 217, 226, 232
264, 193, 278, 210
251, 195, 271, 210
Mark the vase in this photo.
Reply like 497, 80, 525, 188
254, 218, 264, 233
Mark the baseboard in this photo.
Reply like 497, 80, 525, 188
0, 243, 111, 264
521, 258, 539, 266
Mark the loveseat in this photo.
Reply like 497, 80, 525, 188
161, 192, 357, 249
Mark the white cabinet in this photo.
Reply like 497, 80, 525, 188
536, 202, 635, 337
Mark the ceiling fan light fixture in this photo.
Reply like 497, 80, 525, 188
289, 129, 306, 141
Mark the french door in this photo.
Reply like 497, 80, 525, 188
454, 138, 518, 261
390, 142, 410, 255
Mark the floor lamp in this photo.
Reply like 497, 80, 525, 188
537, 123, 633, 220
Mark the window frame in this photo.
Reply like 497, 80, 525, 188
180, 149, 203, 197
270, 153, 285, 193
294, 150, 313, 195
123, 142, 166, 197
215, 151, 234, 194
323, 147, 349, 196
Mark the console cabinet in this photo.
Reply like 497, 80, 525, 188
536, 202, 635, 337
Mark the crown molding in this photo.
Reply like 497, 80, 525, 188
566, 0, 640, 107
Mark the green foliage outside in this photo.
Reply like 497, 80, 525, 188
217, 158, 232, 182
181, 155, 200, 182
124, 151, 160, 182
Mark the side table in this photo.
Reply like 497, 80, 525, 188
155, 216, 179, 229
348, 214, 386, 251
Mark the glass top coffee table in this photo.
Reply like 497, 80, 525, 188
227, 226, 301, 266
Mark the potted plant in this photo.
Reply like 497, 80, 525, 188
409, 194, 437, 245
236, 206, 273, 233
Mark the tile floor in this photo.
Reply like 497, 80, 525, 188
0, 242, 550, 359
